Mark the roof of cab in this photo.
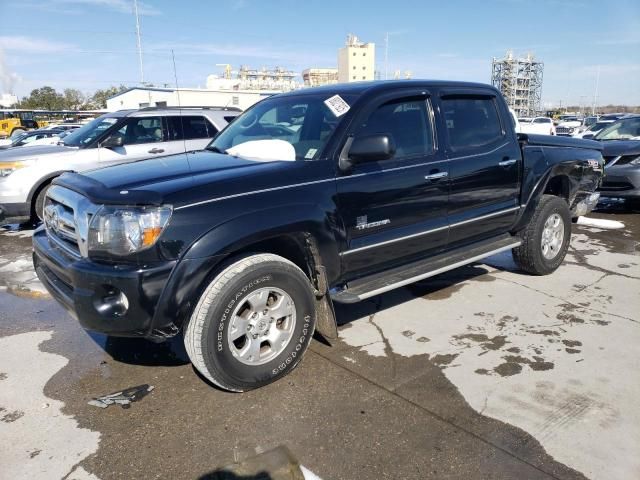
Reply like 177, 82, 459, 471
276, 79, 499, 98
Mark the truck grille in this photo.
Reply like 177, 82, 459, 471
44, 186, 98, 258
556, 127, 573, 136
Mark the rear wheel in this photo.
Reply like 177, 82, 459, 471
184, 253, 316, 392
513, 194, 571, 275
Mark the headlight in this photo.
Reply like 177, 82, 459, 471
88, 205, 172, 256
0, 161, 28, 178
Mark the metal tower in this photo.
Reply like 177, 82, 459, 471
491, 51, 544, 117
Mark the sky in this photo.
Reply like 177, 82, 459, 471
0, 0, 638, 107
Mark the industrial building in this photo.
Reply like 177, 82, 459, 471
491, 51, 544, 117
302, 68, 339, 87
338, 34, 375, 83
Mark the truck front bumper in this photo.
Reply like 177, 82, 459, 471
32, 227, 178, 339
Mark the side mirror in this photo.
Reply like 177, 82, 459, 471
100, 134, 124, 149
582, 134, 595, 140
349, 133, 395, 163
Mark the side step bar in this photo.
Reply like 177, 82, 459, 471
331, 234, 521, 303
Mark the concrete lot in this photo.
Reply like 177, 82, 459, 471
0, 203, 638, 480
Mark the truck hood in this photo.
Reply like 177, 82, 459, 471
0, 144, 75, 161
85, 150, 286, 190
557, 121, 581, 128
600, 140, 640, 157
62, 149, 318, 207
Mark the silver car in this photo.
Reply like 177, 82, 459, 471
0, 107, 240, 222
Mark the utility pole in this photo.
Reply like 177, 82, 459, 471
592, 65, 600, 116
133, 0, 144, 84
384, 32, 389, 81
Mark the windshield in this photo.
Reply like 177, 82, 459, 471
208, 93, 357, 161
62, 116, 120, 147
589, 122, 612, 131
594, 117, 640, 141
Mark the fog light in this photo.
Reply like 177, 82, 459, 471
94, 288, 129, 317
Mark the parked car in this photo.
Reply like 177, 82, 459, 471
39, 123, 83, 132
556, 117, 598, 137
0, 129, 65, 149
0, 107, 240, 222
599, 113, 626, 121
520, 116, 556, 135
595, 115, 640, 206
32, 80, 604, 391
574, 120, 615, 139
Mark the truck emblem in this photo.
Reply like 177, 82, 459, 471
356, 215, 391, 231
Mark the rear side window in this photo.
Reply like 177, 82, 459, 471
166, 116, 216, 141
355, 98, 433, 158
442, 97, 504, 150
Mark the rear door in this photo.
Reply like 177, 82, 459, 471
164, 115, 218, 153
336, 92, 449, 278
438, 92, 521, 248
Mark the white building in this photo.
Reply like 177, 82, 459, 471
106, 87, 276, 112
0, 94, 18, 108
338, 34, 375, 83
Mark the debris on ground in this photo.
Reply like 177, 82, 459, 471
88, 384, 154, 409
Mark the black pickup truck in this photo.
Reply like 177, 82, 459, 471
33, 81, 604, 391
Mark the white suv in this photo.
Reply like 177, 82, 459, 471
0, 107, 240, 223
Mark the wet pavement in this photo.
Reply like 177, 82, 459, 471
0, 203, 638, 480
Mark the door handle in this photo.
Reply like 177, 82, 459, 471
424, 172, 448, 181
148, 148, 165, 154
498, 159, 518, 167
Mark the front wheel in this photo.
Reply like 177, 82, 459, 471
512, 195, 571, 275
184, 253, 316, 392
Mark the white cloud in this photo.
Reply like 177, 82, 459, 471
0, 36, 77, 54
0, 48, 21, 93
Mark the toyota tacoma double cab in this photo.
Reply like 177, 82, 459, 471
32, 81, 604, 391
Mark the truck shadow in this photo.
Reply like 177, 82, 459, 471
88, 332, 190, 367
332, 263, 506, 328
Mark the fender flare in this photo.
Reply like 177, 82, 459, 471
27, 170, 73, 203
152, 204, 342, 338
513, 162, 579, 232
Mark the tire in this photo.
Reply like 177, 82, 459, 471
512, 194, 571, 275
33, 183, 51, 222
184, 253, 316, 392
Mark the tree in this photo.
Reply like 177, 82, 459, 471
62, 88, 85, 110
17, 86, 65, 110
87, 85, 129, 109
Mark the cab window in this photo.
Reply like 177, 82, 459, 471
355, 98, 433, 159
442, 97, 504, 150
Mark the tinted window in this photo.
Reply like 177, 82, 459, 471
210, 93, 356, 160
355, 98, 433, 158
166, 116, 216, 140
116, 117, 163, 145
443, 97, 504, 149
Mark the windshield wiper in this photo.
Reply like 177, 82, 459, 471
205, 145, 227, 154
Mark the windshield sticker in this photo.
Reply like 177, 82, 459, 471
304, 148, 318, 159
324, 95, 350, 117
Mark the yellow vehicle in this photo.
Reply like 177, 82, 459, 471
0, 110, 42, 138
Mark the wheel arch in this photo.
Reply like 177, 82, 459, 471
514, 164, 579, 233
153, 204, 341, 340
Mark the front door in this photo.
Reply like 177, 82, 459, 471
336, 93, 449, 279
97, 116, 166, 166
438, 92, 521, 248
